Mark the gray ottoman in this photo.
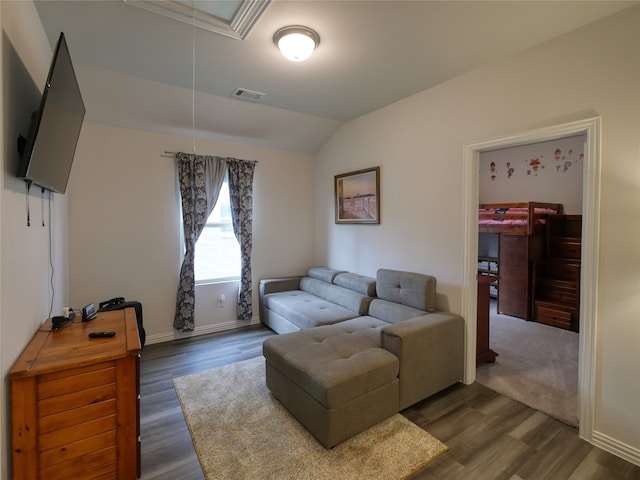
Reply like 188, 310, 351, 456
262, 317, 400, 448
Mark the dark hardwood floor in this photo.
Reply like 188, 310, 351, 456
139, 325, 640, 480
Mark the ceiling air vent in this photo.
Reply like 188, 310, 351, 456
232, 88, 265, 103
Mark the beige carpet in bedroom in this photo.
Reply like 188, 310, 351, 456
476, 302, 579, 426
173, 356, 447, 480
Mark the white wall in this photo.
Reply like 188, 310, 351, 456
67, 122, 316, 342
316, 6, 639, 463
1, 3, 69, 478
479, 134, 585, 214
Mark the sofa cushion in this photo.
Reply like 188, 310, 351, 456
299, 277, 332, 298
368, 299, 427, 324
300, 277, 372, 315
376, 269, 437, 312
306, 266, 346, 283
263, 317, 397, 409
263, 291, 358, 329
333, 272, 377, 296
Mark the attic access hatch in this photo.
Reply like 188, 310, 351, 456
124, 0, 270, 39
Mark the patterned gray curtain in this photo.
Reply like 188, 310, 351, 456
227, 159, 257, 320
174, 153, 227, 331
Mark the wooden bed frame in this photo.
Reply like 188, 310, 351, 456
478, 201, 563, 235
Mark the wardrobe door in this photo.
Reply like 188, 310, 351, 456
498, 234, 543, 319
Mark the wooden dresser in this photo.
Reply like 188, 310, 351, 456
9, 308, 141, 480
533, 215, 582, 332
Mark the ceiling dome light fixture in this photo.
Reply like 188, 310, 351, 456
273, 26, 320, 62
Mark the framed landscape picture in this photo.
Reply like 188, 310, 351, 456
335, 166, 380, 224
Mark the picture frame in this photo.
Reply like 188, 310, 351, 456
335, 166, 380, 224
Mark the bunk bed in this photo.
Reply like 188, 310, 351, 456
478, 202, 563, 235
478, 202, 563, 320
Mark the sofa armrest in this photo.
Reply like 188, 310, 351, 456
381, 312, 464, 409
260, 276, 302, 295
259, 276, 302, 321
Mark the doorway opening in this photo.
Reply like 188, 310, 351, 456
462, 117, 602, 441
475, 135, 584, 427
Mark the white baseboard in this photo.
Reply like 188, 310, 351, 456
590, 430, 640, 467
144, 317, 262, 345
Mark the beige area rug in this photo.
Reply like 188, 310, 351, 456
173, 356, 447, 480
476, 302, 579, 426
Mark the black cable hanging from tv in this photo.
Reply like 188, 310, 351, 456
25, 181, 31, 227
41, 187, 46, 227
48, 191, 55, 319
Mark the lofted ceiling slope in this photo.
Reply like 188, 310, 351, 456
34, 0, 637, 153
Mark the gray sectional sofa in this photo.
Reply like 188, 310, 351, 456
260, 267, 465, 448
259, 267, 377, 334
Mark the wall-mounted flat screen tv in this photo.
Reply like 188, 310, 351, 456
17, 32, 85, 194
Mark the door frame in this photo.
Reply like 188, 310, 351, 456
461, 117, 601, 441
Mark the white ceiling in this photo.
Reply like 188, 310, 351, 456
34, 0, 637, 153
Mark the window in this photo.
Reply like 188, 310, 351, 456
194, 174, 241, 283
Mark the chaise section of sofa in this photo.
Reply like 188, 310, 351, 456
263, 316, 399, 448
259, 267, 376, 334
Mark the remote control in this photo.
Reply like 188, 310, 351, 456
88, 331, 116, 338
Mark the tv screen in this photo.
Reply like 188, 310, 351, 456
17, 32, 85, 194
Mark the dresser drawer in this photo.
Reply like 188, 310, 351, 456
547, 260, 580, 281
537, 278, 578, 306
552, 239, 581, 259
536, 302, 574, 330
543, 289, 577, 307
